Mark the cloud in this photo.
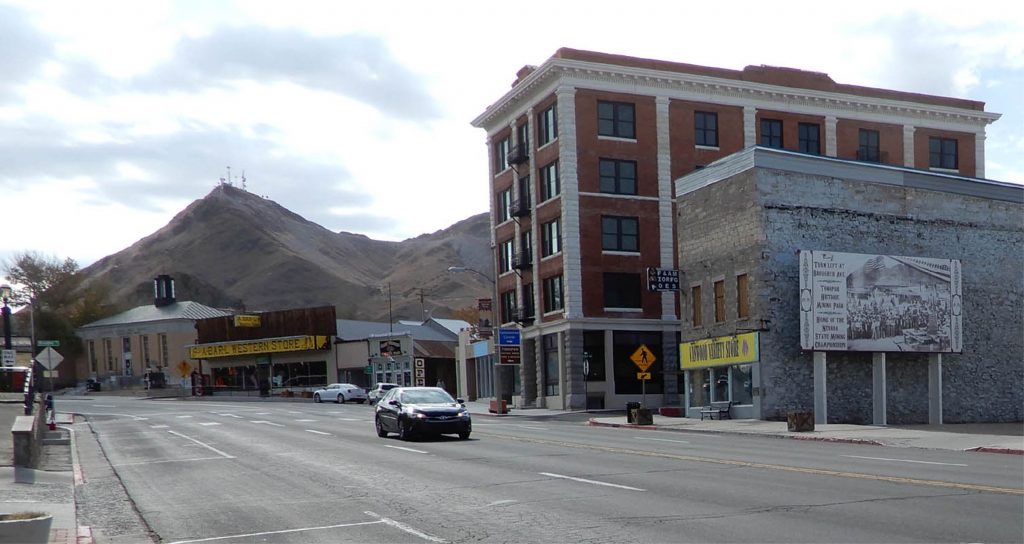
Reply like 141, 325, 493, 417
0, 4, 53, 100
128, 27, 441, 121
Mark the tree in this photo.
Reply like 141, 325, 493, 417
2, 251, 79, 308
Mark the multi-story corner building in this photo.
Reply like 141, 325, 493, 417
471, 48, 1000, 412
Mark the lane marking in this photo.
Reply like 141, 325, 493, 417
635, 437, 691, 445
176, 415, 193, 419
515, 425, 547, 431
383, 445, 429, 454
198, 422, 221, 427
477, 433, 1023, 496
483, 500, 518, 508
364, 511, 446, 543
842, 455, 968, 467
166, 520, 384, 544
540, 471, 645, 491
167, 430, 235, 459
254, 412, 270, 415
150, 425, 169, 429
305, 429, 330, 435
218, 414, 243, 419
93, 404, 116, 408
251, 421, 284, 427
286, 411, 302, 414
112, 456, 231, 467
337, 418, 360, 421
296, 419, 317, 422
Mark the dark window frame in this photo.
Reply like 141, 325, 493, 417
541, 218, 561, 257
599, 158, 637, 195
798, 122, 820, 155
540, 160, 560, 201
694, 111, 719, 147
858, 129, 880, 162
601, 216, 639, 252
929, 136, 958, 169
543, 275, 564, 313
760, 119, 783, 149
603, 272, 642, 309
494, 137, 510, 172
537, 104, 557, 146
597, 101, 636, 139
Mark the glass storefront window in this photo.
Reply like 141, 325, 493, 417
687, 369, 710, 408
712, 367, 729, 402
731, 364, 753, 405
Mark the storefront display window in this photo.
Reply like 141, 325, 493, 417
688, 369, 710, 408
731, 364, 753, 405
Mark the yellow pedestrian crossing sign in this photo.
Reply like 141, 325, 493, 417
630, 345, 656, 372
636, 372, 652, 380
177, 361, 192, 378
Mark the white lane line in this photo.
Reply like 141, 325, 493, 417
150, 425, 169, 429
167, 430, 235, 459
219, 414, 243, 419
93, 404, 116, 408
383, 445, 429, 454
364, 511, 446, 543
166, 520, 384, 544
254, 412, 270, 415
251, 421, 284, 427
305, 429, 330, 435
296, 419, 317, 422
198, 422, 221, 427
539, 472, 644, 491
842, 455, 968, 467
112, 456, 231, 467
635, 437, 691, 444
337, 417, 360, 421
176, 415, 193, 419
286, 410, 302, 414
515, 425, 547, 430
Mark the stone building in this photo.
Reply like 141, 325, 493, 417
676, 147, 1022, 423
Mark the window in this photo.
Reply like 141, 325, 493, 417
603, 273, 642, 309
88, 341, 97, 373
736, 274, 749, 319
500, 290, 516, 324
543, 275, 564, 313
599, 159, 637, 195
517, 175, 531, 210
858, 129, 880, 162
598, 101, 635, 139
159, 334, 168, 366
761, 119, 783, 148
498, 239, 514, 273
494, 137, 510, 172
516, 123, 529, 151
540, 161, 560, 201
602, 216, 638, 252
691, 285, 703, 327
929, 137, 958, 169
517, 230, 533, 267
522, 283, 535, 320
714, 280, 725, 322
537, 104, 557, 146
104, 338, 114, 371
583, 331, 606, 382
798, 123, 820, 155
541, 218, 561, 257
695, 111, 718, 147
542, 334, 559, 396
496, 187, 512, 223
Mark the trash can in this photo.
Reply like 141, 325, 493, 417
787, 410, 815, 432
626, 402, 641, 423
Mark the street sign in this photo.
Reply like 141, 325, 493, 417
498, 328, 521, 345
647, 267, 680, 292
636, 372, 651, 380
1, 349, 15, 367
364, 365, 372, 375
177, 361, 192, 378
630, 344, 656, 372
38, 340, 60, 347
499, 345, 521, 365
36, 347, 63, 370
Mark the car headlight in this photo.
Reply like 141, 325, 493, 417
404, 408, 426, 419
457, 410, 469, 418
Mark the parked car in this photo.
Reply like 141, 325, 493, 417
312, 383, 367, 404
367, 383, 398, 405
85, 378, 102, 392
374, 386, 471, 440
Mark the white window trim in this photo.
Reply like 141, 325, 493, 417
601, 250, 641, 257
579, 192, 659, 202
603, 307, 643, 313
543, 309, 564, 317
929, 167, 959, 174
695, 145, 720, 151
597, 135, 637, 143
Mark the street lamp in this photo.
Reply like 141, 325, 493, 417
446, 266, 495, 284
1, 284, 12, 352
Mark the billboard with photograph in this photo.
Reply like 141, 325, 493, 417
799, 251, 962, 353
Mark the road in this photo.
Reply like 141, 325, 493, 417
64, 398, 1023, 543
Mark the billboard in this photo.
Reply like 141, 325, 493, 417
799, 251, 962, 353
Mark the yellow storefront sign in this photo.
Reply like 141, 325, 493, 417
233, 314, 261, 327
680, 332, 759, 370
189, 336, 329, 359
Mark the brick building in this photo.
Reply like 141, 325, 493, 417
471, 48, 1001, 412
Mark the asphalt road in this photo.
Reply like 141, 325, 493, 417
65, 398, 1024, 543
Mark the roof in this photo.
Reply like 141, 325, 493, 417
427, 318, 473, 335
336, 320, 457, 343
78, 301, 232, 329
414, 340, 456, 359
675, 147, 1023, 204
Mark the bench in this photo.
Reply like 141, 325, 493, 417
700, 401, 734, 421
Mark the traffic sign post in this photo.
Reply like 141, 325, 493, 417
36, 347, 63, 394
630, 345, 657, 407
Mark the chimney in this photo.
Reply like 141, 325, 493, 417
154, 275, 176, 307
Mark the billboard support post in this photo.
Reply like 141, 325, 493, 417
813, 352, 827, 425
872, 353, 887, 426
928, 354, 943, 425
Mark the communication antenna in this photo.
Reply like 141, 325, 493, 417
226, 166, 232, 186
241, 170, 247, 191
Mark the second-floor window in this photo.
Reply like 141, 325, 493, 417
602, 216, 638, 252
761, 119, 783, 149
737, 274, 749, 319
499, 239, 514, 273
798, 123, 820, 155
714, 280, 726, 322
496, 187, 512, 223
599, 159, 637, 195
540, 161, 560, 201
691, 285, 703, 327
858, 129, 880, 162
598, 101, 635, 139
519, 231, 533, 265
159, 334, 168, 366
522, 283, 535, 320
695, 111, 718, 147
89, 340, 97, 373
929, 137, 958, 169
543, 275, 564, 313
142, 335, 151, 366
500, 289, 516, 324
537, 104, 557, 146
494, 137, 510, 173
604, 273, 642, 309
542, 218, 561, 257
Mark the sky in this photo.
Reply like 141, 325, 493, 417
0, 0, 1021, 271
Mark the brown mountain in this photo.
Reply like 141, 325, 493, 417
77, 184, 493, 321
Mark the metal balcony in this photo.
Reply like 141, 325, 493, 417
512, 251, 533, 270
507, 144, 529, 166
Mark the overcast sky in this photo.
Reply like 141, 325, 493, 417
0, 0, 1020, 272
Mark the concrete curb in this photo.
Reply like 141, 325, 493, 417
589, 418, 887, 448
965, 446, 1024, 455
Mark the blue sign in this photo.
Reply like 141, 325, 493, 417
498, 328, 521, 345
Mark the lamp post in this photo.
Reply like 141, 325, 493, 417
1, 284, 12, 353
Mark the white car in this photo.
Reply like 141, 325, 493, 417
367, 383, 398, 405
312, 383, 367, 404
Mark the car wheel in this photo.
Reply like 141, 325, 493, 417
398, 419, 413, 441
313, 393, 321, 403
375, 416, 388, 438
458, 431, 471, 440
338, 394, 346, 404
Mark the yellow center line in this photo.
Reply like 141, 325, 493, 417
479, 432, 1024, 496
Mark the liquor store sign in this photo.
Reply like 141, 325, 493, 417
189, 335, 330, 359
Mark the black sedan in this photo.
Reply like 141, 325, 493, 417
375, 387, 471, 440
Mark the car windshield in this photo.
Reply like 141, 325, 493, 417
400, 389, 454, 404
